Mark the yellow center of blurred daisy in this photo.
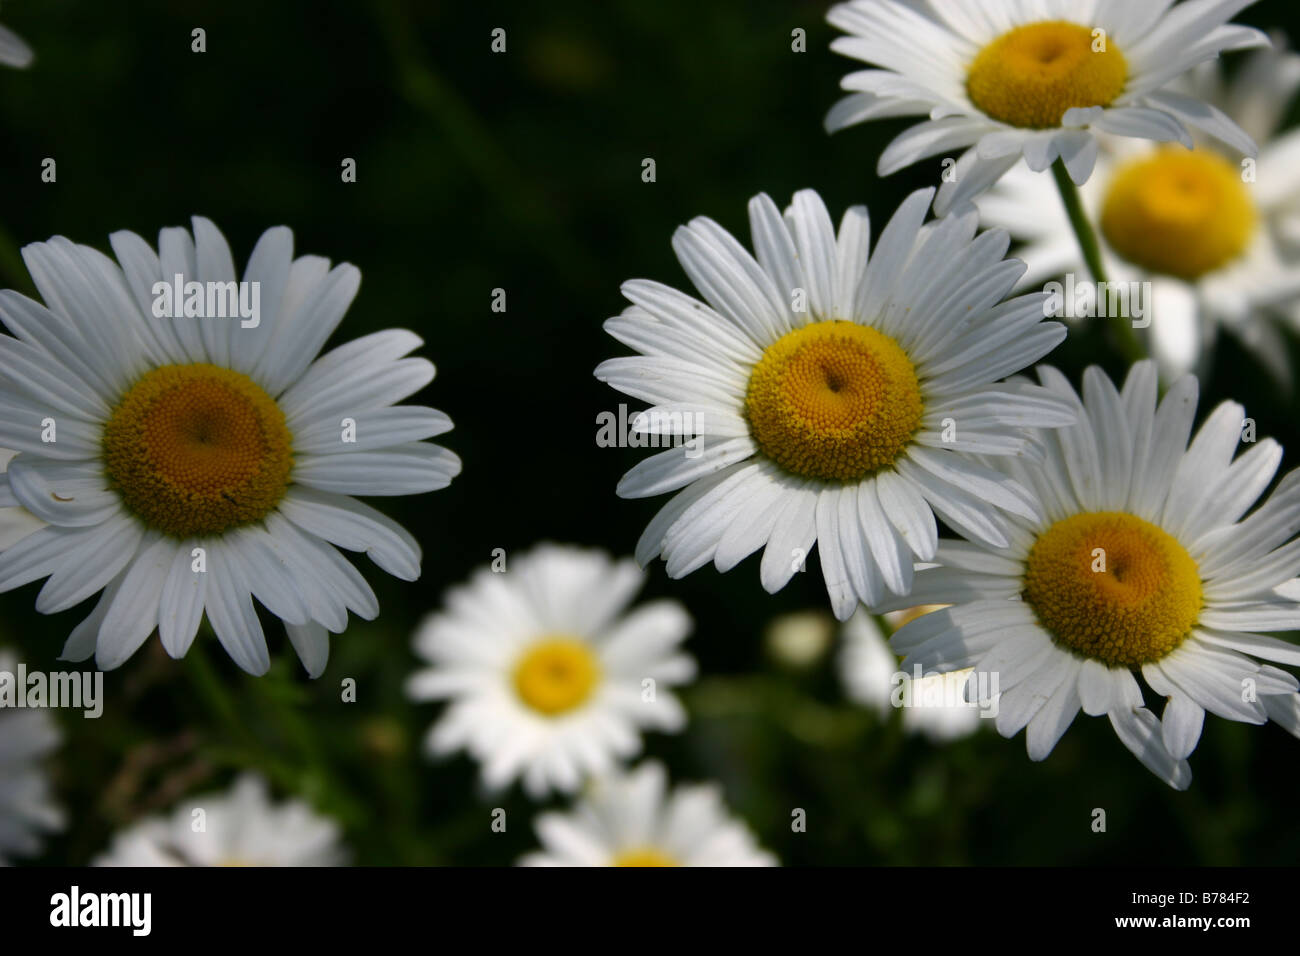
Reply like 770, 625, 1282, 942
745, 320, 922, 482
102, 363, 293, 538
1022, 511, 1203, 667
967, 21, 1127, 129
612, 849, 678, 867
513, 638, 600, 715
1101, 148, 1257, 279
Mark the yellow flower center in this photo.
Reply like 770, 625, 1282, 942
513, 638, 601, 716
967, 21, 1127, 129
1022, 512, 1203, 667
1101, 148, 1257, 280
612, 848, 679, 867
745, 320, 922, 482
102, 363, 293, 538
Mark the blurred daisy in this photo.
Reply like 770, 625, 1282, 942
407, 544, 695, 798
0, 16, 32, 69
977, 40, 1300, 381
519, 761, 776, 867
878, 361, 1300, 788
0, 218, 460, 677
0, 649, 63, 864
597, 188, 1073, 621
765, 610, 835, 668
826, 0, 1267, 214
840, 607, 982, 742
94, 773, 346, 866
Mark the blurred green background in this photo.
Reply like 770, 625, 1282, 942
1, 0, 1299, 866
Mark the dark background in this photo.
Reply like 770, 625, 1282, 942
1, 0, 1299, 865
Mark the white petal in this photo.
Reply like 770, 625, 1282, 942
35, 516, 144, 614
203, 543, 271, 676
278, 487, 421, 581
294, 443, 462, 496
1160, 694, 1205, 761
96, 535, 173, 669
759, 484, 818, 593
285, 621, 331, 679
1108, 706, 1192, 790
159, 540, 208, 658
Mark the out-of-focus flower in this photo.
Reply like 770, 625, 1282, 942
408, 544, 695, 799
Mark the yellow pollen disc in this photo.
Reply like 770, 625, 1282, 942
513, 637, 601, 716
744, 320, 922, 482
967, 21, 1127, 129
1022, 512, 1203, 667
612, 848, 678, 867
1101, 148, 1257, 280
102, 363, 293, 538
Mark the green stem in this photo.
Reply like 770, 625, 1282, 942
185, 645, 253, 746
1050, 158, 1146, 364
187, 648, 367, 827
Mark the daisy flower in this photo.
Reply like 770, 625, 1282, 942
976, 40, 1300, 381
519, 761, 776, 867
0, 649, 64, 864
596, 187, 1073, 621
877, 361, 1300, 788
407, 544, 696, 798
840, 607, 982, 742
825, 0, 1268, 214
0, 14, 32, 69
0, 219, 460, 677
94, 773, 346, 866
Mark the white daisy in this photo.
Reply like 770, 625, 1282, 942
94, 773, 346, 866
825, 0, 1268, 215
0, 14, 33, 69
0, 649, 64, 864
519, 761, 776, 867
407, 544, 696, 798
976, 40, 1300, 381
840, 607, 982, 742
877, 360, 1300, 788
0, 218, 460, 677
596, 187, 1074, 621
